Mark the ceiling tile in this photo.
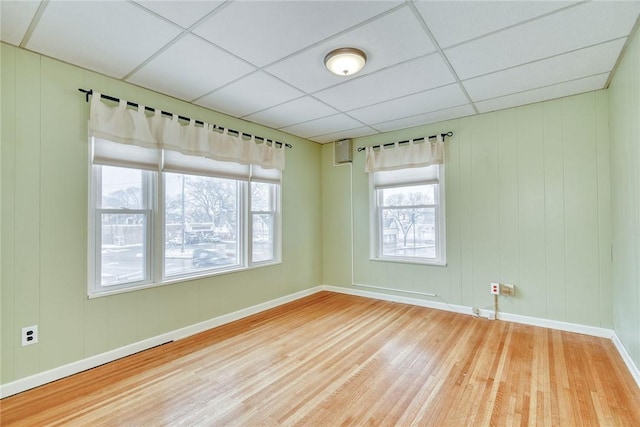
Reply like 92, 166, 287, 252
195, 72, 304, 118
445, 1, 640, 80
245, 97, 339, 129
415, 0, 573, 48
26, 1, 182, 78
372, 104, 475, 133
315, 53, 455, 111
463, 38, 626, 102
348, 83, 468, 125
193, 0, 401, 67
134, 1, 223, 28
475, 73, 609, 114
281, 114, 364, 139
310, 127, 379, 144
0, 1, 40, 46
127, 34, 255, 101
265, 6, 435, 93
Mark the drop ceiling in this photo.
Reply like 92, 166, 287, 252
2, 1, 639, 143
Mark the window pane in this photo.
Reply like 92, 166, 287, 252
252, 213, 274, 262
101, 213, 146, 286
101, 166, 144, 209
251, 182, 272, 211
381, 207, 436, 258
164, 173, 238, 277
381, 185, 434, 207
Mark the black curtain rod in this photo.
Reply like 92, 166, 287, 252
357, 131, 453, 152
78, 88, 293, 149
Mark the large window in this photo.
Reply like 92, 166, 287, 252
371, 164, 445, 265
89, 138, 281, 297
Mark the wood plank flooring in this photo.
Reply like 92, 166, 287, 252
2, 291, 639, 426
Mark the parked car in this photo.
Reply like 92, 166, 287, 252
192, 249, 231, 267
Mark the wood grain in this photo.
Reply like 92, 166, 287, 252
2, 291, 639, 426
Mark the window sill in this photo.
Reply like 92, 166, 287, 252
370, 257, 447, 267
88, 260, 282, 299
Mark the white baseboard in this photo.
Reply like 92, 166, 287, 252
4, 284, 638, 398
0, 286, 322, 399
323, 285, 614, 337
323, 284, 473, 315
323, 284, 640, 389
612, 333, 640, 388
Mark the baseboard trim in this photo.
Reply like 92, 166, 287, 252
4, 284, 637, 398
323, 284, 473, 315
612, 333, 640, 389
323, 284, 640, 388
0, 286, 322, 399
323, 285, 615, 338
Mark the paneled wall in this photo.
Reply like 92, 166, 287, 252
609, 27, 640, 371
1, 45, 323, 385
323, 91, 612, 328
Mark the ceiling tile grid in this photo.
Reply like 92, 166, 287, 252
265, 6, 436, 94
127, 34, 256, 101
26, 1, 183, 79
195, 71, 304, 118
1, 0, 638, 143
0, 0, 40, 46
192, 0, 402, 67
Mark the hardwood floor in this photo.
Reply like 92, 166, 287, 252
2, 291, 639, 426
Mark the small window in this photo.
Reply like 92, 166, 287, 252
250, 182, 278, 263
371, 164, 446, 265
93, 165, 155, 288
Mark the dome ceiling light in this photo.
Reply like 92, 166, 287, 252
324, 48, 367, 76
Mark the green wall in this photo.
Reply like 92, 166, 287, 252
323, 91, 613, 329
3, 32, 639, 387
0, 44, 323, 385
609, 27, 640, 370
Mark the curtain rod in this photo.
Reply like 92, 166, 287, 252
356, 131, 453, 152
78, 88, 293, 149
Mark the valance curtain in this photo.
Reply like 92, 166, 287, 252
365, 135, 444, 173
89, 92, 285, 171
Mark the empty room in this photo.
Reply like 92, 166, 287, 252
1, 0, 640, 425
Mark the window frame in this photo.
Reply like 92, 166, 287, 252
249, 181, 280, 265
88, 142, 282, 298
160, 173, 245, 282
370, 164, 446, 266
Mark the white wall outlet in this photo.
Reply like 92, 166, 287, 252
490, 282, 500, 295
22, 325, 38, 346
501, 284, 515, 296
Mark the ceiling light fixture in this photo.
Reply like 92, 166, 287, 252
324, 48, 367, 76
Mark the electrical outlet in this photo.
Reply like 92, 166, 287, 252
490, 282, 500, 295
22, 325, 38, 346
501, 284, 515, 297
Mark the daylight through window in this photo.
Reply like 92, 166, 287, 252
89, 138, 281, 297
371, 164, 446, 265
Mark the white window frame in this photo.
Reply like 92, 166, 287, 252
90, 166, 157, 293
370, 164, 446, 266
88, 140, 282, 298
249, 181, 280, 265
